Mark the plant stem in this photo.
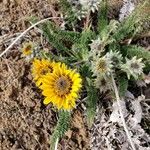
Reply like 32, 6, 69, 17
84, 11, 91, 29
54, 138, 59, 150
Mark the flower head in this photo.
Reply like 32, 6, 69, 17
40, 63, 82, 110
79, 0, 101, 12
22, 42, 34, 56
95, 76, 112, 93
92, 56, 113, 77
106, 50, 123, 66
32, 58, 57, 86
121, 56, 145, 79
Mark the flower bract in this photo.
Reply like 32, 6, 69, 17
121, 56, 145, 79
92, 56, 113, 77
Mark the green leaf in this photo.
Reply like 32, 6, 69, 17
118, 75, 128, 98
42, 23, 70, 54
71, 28, 95, 61
45, 21, 81, 43
59, 0, 78, 26
80, 28, 95, 45
97, 0, 108, 33
86, 79, 98, 127
50, 110, 71, 150
80, 65, 93, 78
124, 45, 150, 62
57, 30, 81, 43
59, 0, 72, 13
113, 1, 149, 41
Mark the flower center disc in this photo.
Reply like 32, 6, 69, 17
131, 63, 139, 69
25, 45, 32, 52
55, 76, 72, 96
97, 60, 107, 72
41, 65, 53, 75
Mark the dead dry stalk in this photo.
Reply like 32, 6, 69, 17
111, 74, 136, 150
54, 138, 59, 150
0, 17, 61, 58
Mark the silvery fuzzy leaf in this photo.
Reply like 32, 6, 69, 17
110, 100, 127, 124
119, 0, 135, 21
136, 80, 147, 87
144, 72, 150, 84
125, 91, 135, 99
131, 98, 142, 125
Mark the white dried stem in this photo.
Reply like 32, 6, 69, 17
111, 74, 136, 150
0, 17, 61, 58
54, 138, 59, 150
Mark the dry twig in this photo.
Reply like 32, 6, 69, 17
0, 17, 61, 58
111, 74, 136, 150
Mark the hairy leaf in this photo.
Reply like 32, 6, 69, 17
50, 110, 71, 150
86, 79, 98, 127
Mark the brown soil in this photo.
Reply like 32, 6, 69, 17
0, 0, 89, 149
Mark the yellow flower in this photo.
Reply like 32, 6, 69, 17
22, 42, 34, 56
40, 63, 82, 110
32, 58, 56, 86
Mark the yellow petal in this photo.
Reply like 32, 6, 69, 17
43, 97, 51, 105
